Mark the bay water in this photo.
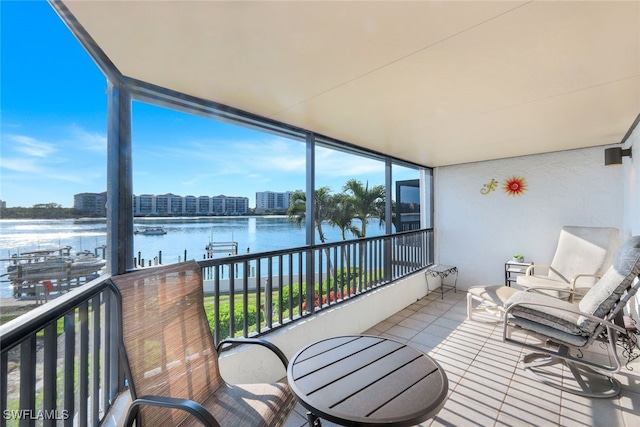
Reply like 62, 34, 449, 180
0, 216, 382, 298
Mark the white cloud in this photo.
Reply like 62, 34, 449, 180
6, 134, 56, 157
316, 147, 384, 178
69, 124, 107, 152
0, 156, 87, 183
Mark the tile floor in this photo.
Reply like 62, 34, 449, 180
284, 290, 640, 426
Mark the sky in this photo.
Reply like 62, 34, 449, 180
0, 1, 419, 209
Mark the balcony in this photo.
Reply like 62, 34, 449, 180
285, 291, 640, 426
2, 1, 639, 425
2, 236, 639, 426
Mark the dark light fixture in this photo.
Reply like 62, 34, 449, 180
604, 146, 632, 166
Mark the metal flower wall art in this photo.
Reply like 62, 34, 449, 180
503, 176, 528, 196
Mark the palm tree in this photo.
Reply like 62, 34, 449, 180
286, 187, 334, 243
342, 179, 386, 237
287, 187, 337, 308
327, 194, 359, 240
341, 179, 386, 292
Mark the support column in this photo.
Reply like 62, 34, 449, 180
106, 80, 133, 275
384, 159, 393, 282
305, 133, 316, 313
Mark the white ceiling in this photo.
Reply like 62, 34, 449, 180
58, 0, 639, 167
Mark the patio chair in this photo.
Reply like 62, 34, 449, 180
503, 235, 640, 398
108, 260, 296, 426
516, 226, 620, 301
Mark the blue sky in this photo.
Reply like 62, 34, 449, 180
1, 1, 418, 209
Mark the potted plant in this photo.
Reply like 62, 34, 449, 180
512, 254, 525, 262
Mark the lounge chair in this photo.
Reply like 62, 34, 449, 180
516, 226, 620, 301
503, 235, 640, 398
108, 260, 296, 426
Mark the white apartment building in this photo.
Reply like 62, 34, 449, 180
130, 193, 248, 215
74, 192, 107, 216
255, 190, 293, 213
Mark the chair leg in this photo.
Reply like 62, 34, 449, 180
522, 352, 621, 398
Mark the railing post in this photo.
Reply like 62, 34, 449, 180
306, 249, 315, 314
19, 337, 36, 427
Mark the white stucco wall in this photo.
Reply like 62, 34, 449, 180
434, 146, 625, 289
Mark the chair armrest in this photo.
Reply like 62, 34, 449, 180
570, 273, 601, 289
524, 286, 578, 294
124, 395, 220, 427
524, 264, 551, 275
217, 338, 289, 368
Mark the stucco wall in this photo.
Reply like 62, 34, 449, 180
434, 146, 625, 289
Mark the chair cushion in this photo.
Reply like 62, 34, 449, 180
577, 236, 640, 333
513, 275, 569, 298
508, 316, 589, 347
505, 291, 583, 335
179, 382, 296, 427
549, 226, 619, 283
468, 285, 518, 306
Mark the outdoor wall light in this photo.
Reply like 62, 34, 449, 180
604, 146, 632, 166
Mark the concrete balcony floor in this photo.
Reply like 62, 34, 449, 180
284, 290, 640, 426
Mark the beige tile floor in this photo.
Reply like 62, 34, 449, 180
284, 290, 640, 427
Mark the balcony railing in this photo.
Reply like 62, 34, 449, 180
0, 228, 433, 427
201, 229, 434, 342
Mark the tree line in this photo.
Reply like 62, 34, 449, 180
0, 204, 88, 219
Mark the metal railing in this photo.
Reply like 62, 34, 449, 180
0, 276, 122, 427
0, 228, 433, 426
200, 229, 434, 343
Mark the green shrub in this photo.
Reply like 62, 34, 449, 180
276, 282, 304, 312
206, 302, 262, 340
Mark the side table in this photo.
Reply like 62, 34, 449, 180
287, 335, 448, 426
504, 260, 533, 286
425, 264, 458, 299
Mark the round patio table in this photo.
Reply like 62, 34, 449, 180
287, 335, 449, 426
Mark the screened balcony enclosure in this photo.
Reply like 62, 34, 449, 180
2, 1, 640, 426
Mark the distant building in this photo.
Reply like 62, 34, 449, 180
75, 192, 252, 216
255, 190, 293, 213
74, 192, 107, 216
131, 193, 249, 216
0, 200, 6, 209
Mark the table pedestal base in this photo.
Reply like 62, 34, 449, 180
307, 411, 321, 426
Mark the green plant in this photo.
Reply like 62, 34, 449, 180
205, 302, 262, 340
513, 253, 524, 260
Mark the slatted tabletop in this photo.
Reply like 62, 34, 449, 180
287, 335, 449, 426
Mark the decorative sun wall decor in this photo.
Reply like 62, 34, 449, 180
503, 176, 528, 196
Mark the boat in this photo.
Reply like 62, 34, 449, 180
134, 226, 167, 235
3, 246, 107, 297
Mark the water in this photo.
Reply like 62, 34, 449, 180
0, 216, 384, 298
